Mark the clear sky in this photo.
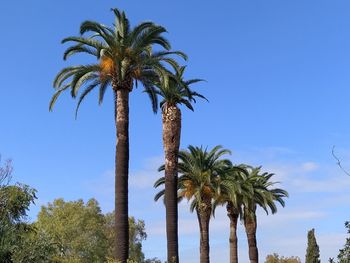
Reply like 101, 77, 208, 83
1, 0, 350, 262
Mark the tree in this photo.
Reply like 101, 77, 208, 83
49, 8, 184, 262
305, 228, 320, 263
104, 212, 147, 262
213, 165, 251, 263
336, 221, 350, 263
265, 253, 301, 263
0, 157, 37, 263
35, 198, 151, 263
10, 228, 59, 263
36, 198, 108, 263
155, 145, 233, 263
243, 167, 288, 263
328, 221, 350, 263
156, 66, 205, 263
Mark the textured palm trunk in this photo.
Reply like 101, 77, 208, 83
244, 209, 258, 263
196, 202, 211, 263
114, 84, 130, 263
226, 202, 239, 263
162, 104, 181, 263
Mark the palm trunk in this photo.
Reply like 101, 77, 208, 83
244, 209, 258, 263
226, 202, 239, 263
114, 86, 130, 263
196, 203, 211, 263
162, 104, 181, 263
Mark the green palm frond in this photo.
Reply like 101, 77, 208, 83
50, 7, 186, 116
49, 84, 71, 111
98, 78, 111, 105
63, 44, 99, 60
154, 145, 235, 216
61, 36, 106, 51
75, 80, 100, 118
243, 166, 289, 218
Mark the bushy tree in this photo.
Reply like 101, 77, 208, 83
337, 221, 350, 262
36, 198, 151, 263
104, 212, 147, 262
330, 221, 350, 263
10, 228, 59, 263
305, 228, 320, 263
265, 253, 301, 263
0, 157, 37, 262
36, 198, 108, 263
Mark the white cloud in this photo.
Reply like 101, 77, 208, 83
302, 162, 319, 172
129, 156, 163, 189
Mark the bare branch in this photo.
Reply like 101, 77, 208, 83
332, 146, 350, 176
0, 155, 13, 186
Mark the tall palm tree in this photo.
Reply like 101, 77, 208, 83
49, 8, 185, 262
242, 167, 288, 263
156, 66, 205, 263
155, 145, 233, 263
213, 165, 252, 263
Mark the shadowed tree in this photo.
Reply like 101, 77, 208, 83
155, 66, 205, 263
155, 145, 233, 263
242, 167, 288, 263
49, 8, 185, 262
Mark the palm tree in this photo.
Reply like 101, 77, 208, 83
49, 8, 185, 262
242, 167, 288, 263
213, 165, 252, 263
155, 66, 205, 263
155, 145, 233, 263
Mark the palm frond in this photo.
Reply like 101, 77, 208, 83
75, 81, 100, 118
49, 84, 71, 111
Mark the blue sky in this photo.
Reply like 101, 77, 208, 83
1, 0, 350, 262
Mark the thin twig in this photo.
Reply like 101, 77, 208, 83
332, 145, 350, 176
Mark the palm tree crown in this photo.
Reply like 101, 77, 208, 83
156, 66, 206, 110
242, 166, 288, 263
50, 8, 186, 115
155, 145, 232, 208
243, 166, 288, 215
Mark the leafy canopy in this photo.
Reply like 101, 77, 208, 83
305, 228, 320, 263
0, 157, 37, 263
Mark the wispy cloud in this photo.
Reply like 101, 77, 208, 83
83, 146, 350, 262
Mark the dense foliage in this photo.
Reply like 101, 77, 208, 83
35, 199, 152, 263
0, 158, 156, 263
305, 228, 321, 263
329, 221, 350, 263
265, 253, 301, 263
0, 158, 37, 262
337, 221, 350, 262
